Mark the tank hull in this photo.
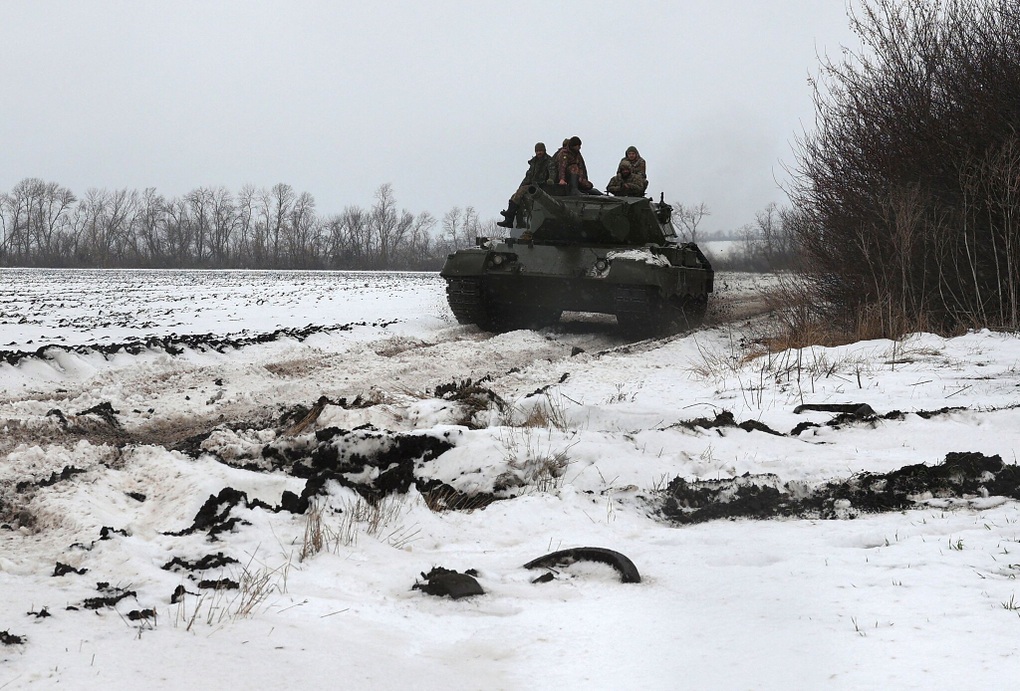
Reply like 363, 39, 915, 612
440, 239, 713, 333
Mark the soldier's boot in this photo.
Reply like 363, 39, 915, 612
496, 201, 518, 227
568, 173, 581, 196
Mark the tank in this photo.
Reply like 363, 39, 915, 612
440, 185, 714, 334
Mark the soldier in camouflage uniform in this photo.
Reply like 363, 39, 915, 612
606, 161, 647, 196
498, 142, 556, 228
553, 136, 594, 194
619, 146, 648, 193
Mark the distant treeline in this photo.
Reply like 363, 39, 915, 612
0, 179, 493, 270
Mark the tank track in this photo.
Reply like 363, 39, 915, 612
614, 285, 654, 314
615, 285, 706, 335
445, 277, 489, 326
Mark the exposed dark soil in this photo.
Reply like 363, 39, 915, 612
162, 552, 240, 572
53, 562, 88, 577
80, 584, 138, 610
661, 452, 1020, 524
165, 487, 268, 539
0, 320, 398, 368
1, 630, 25, 645
669, 405, 989, 439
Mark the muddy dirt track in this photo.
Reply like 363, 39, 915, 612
0, 276, 772, 455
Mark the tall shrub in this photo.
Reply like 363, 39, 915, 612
792, 0, 1020, 333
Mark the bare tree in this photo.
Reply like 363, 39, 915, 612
369, 183, 399, 268
134, 188, 167, 266
286, 191, 317, 267
671, 202, 710, 243
268, 183, 295, 265
0, 178, 455, 270
326, 205, 370, 267
162, 196, 193, 266
235, 184, 259, 266
1, 179, 35, 261
186, 187, 215, 265
210, 186, 237, 267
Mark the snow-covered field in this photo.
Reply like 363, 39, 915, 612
3, 268, 1020, 690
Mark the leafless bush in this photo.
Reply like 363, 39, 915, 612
791, 0, 1020, 335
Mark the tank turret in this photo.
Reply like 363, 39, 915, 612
525, 185, 583, 228
522, 185, 665, 245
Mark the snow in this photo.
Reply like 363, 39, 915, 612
3, 268, 1020, 689
605, 249, 672, 267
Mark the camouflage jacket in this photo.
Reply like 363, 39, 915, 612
520, 153, 555, 187
620, 147, 647, 179
607, 172, 647, 196
554, 146, 589, 182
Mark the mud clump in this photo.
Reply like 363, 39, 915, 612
16, 465, 87, 492
162, 552, 240, 572
822, 451, 1020, 511
53, 562, 88, 577
418, 479, 501, 512
664, 475, 798, 524
673, 405, 986, 440
433, 377, 504, 428
662, 452, 1020, 524
412, 567, 484, 599
198, 578, 240, 590
80, 584, 138, 610
127, 609, 156, 622
673, 411, 784, 437
260, 428, 456, 507
165, 487, 271, 538
1, 630, 25, 645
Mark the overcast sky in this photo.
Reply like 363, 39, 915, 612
1, 1, 858, 233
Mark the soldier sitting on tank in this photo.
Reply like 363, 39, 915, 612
620, 146, 648, 192
606, 161, 647, 196
498, 142, 556, 228
553, 136, 596, 195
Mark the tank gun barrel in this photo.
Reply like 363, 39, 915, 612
525, 185, 583, 227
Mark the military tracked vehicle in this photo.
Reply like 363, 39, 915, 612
440, 185, 713, 334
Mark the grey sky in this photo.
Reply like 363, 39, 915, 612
1, 1, 857, 233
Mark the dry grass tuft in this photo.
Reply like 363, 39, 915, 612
300, 495, 421, 559
745, 275, 966, 357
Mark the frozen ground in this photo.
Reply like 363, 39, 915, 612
2, 268, 1020, 690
